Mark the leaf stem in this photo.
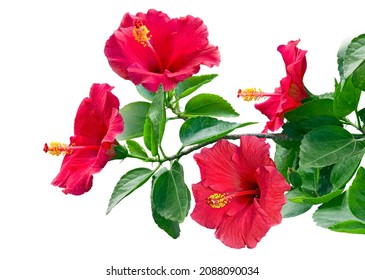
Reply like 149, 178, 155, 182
126, 153, 156, 162
355, 110, 365, 134
159, 144, 168, 159
167, 116, 181, 121
165, 91, 188, 120
342, 117, 365, 134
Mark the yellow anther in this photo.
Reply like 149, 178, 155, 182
132, 20, 151, 47
205, 189, 260, 209
44, 142, 72, 156
237, 88, 264, 101
206, 193, 230, 209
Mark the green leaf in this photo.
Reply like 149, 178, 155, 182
298, 166, 333, 197
278, 105, 342, 150
289, 188, 343, 204
333, 77, 361, 118
136, 84, 155, 101
299, 116, 342, 131
313, 191, 365, 234
151, 161, 190, 223
183, 93, 239, 118
329, 221, 365, 233
274, 145, 298, 181
337, 41, 347, 80
352, 60, 365, 91
286, 165, 344, 205
151, 167, 180, 239
285, 99, 335, 122
348, 167, 365, 221
107, 168, 154, 214
343, 34, 365, 80
313, 192, 352, 228
277, 115, 342, 151
282, 189, 312, 218
180, 116, 255, 146
288, 168, 302, 188
143, 87, 166, 156
330, 153, 362, 189
175, 74, 218, 99
126, 140, 148, 159
143, 119, 156, 155
118, 102, 150, 141
299, 126, 365, 168
275, 122, 305, 149
151, 206, 181, 239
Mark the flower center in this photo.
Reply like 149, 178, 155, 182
132, 20, 164, 74
43, 142, 100, 156
237, 88, 281, 101
206, 189, 260, 209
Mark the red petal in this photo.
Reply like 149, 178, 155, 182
278, 40, 307, 93
51, 148, 100, 195
255, 166, 291, 225
190, 183, 228, 229
233, 136, 274, 181
74, 84, 122, 142
194, 139, 241, 193
215, 199, 271, 249
163, 15, 220, 72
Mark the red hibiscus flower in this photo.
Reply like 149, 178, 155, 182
44, 83, 124, 195
238, 40, 308, 132
104, 9, 220, 92
191, 136, 290, 249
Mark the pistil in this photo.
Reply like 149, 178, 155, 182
44, 142, 100, 156
237, 88, 281, 101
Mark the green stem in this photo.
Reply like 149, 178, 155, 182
355, 110, 365, 134
167, 133, 288, 162
126, 133, 286, 163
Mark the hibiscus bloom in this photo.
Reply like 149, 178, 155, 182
104, 9, 220, 92
44, 83, 124, 195
238, 40, 308, 132
191, 136, 290, 249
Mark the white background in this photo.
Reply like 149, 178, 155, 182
1, 0, 365, 279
